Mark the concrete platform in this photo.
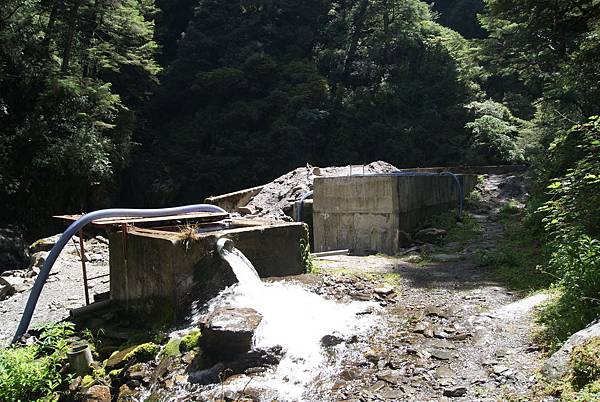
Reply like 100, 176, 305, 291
108, 219, 310, 323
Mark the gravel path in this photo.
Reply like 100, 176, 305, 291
306, 173, 552, 401
0, 238, 109, 346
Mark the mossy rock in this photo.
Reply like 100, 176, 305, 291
81, 374, 96, 389
159, 338, 183, 359
180, 329, 201, 352
105, 342, 159, 370
571, 337, 600, 389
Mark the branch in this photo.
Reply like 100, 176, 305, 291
0, 3, 24, 25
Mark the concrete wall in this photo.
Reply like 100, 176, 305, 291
396, 165, 526, 174
312, 174, 476, 254
108, 220, 308, 322
204, 185, 264, 212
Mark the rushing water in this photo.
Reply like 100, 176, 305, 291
210, 247, 375, 401
148, 247, 376, 401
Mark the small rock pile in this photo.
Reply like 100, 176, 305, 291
240, 161, 399, 221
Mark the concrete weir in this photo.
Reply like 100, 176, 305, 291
108, 219, 309, 322
313, 174, 477, 254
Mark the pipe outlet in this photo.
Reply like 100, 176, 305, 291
216, 237, 234, 256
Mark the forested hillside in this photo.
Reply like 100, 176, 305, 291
2, 0, 528, 228
1, 0, 599, 399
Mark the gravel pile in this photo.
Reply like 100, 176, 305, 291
241, 161, 399, 221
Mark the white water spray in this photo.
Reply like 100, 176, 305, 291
213, 246, 376, 401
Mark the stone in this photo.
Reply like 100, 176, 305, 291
340, 368, 362, 381
404, 254, 422, 263
0, 276, 30, 293
364, 349, 380, 364
414, 228, 447, 244
116, 384, 137, 402
199, 307, 263, 359
413, 320, 434, 338
542, 319, 600, 380
429, 349, 453, 360
105, 343, 159, 370
429, 254, 461, 263
28, 251, 48, 270
435, 365, 455, 378
443, 386, 467, 397
373, 285, 395, 296
425, 306, 448, 318
84, 385, 111, 402
29, 234, 60, 254
377, 369, 403, 385
236, 205, 257, 215
0, 280, 15, 301
321, 333, 344, 347
492, 365, 510, 375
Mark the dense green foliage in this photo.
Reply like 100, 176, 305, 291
480, 0, 600, 350
129, 0, 486, 205
0, 0, 159, 236
0, 322, 75, 401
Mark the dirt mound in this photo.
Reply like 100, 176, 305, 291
241, 161, 399, 221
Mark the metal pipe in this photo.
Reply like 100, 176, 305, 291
12, 204, 227, 344
215, 237, 234, 257
69, 299, 112, 319
295, 190, 314, 222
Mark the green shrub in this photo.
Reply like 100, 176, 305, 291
537, 237, 600, 350
0, 322, 75, 401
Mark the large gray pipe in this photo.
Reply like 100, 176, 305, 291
12, 204, 227, 343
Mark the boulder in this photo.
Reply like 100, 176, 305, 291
28, 251, 48, 270
0, 226, 28, 272
105, 343, 159, 370
414, 228, 447, 244
373, 285, 395, 296
443, 386, 467, 397
0, 275, 30, 293
0, 279, 15, 300
29, 234, 61, 254
84, 385, 111, 402
199, 307, 262, 359
541, 319, 600, 380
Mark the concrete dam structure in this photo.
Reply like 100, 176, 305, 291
108, 218, 310, 321
313, 173, 476, 254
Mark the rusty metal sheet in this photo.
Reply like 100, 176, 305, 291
54, 211, 229, 228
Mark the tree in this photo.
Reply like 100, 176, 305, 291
0, 0, 159, 236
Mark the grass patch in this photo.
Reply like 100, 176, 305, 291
536, 236, 600, 351
546, 337, 600, 401
474, 211, 551, 293
500, 200, 522, 216
427, 210, 483, 244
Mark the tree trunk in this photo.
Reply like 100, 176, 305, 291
61, 0, 82, 74
342, 0, 369, 84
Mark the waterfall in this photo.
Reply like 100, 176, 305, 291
218, 247, 263, 287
